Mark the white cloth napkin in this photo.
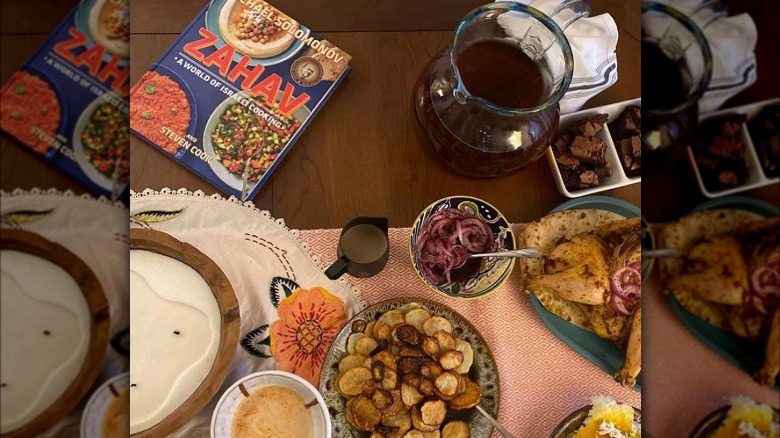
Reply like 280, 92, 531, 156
0, 188, 129, 438
646, 0, 758, 113
499, 0, 620, 113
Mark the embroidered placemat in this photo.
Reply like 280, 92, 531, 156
129, 188, 364, 437
0, 188, 129, 438
299, 226, 641, 437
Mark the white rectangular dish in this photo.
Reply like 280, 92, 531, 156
687, 97, 780, 198
547, 98, 642, 198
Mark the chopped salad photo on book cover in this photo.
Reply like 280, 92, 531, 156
130, 0, 352, 200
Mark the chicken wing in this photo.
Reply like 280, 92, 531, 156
525, 234, 610, 305
615, 308, 641, 387
755, 308, 779, 387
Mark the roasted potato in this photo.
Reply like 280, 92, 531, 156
432, 330, 457, 351
454, 340, 473, 374
405, 308, 432, 332
373, 350, 398, 371
411, 406, 439, 432
442, 421, 470, 438
365, 320, 377, 338
438, 350, 464, 371
381, 390, 407, 418
357, 335, 380, 356
420, 361, 443, 380
352, 320, 367, 333
347, 333, 366, 354
381, 411, 410, 428
339, 354, 369, 373
398, 356, 422, 374
376, 310, 405, 339
401, 383, 425, 407
362, 379, 380, 398
399, 302, 422, 316
402, 373, 422, 387
448, 379, 481, 410
370, 432, 386, 438
434, 372, 459, 397
381, 369, 398, 391
420, 400, 447, 426
349, 395, 382, 431
373, 389, 393, 410
372, 362, 386, 381
422, 336, 441, 356
403, 431, 425, 438
399, 346, 424, 357
424, 317, 452, 336
393, 324, 423, 345
338, 366, 373, 397
419, 377, 436, 396
423, 431, 441, 438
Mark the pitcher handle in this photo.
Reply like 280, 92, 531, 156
520, 0, 589, 60
549, 0, 591, 32
657, 0, 726, 61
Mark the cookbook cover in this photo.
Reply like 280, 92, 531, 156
130, 0, 352, 200
0, 0, 130, 201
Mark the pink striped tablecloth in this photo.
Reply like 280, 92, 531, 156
299, 226, 640, 437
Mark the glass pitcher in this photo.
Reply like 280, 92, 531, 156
641, 1, 716, 174
413, 1, 587, 177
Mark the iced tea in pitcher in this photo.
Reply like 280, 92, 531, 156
413, 2, 586, 177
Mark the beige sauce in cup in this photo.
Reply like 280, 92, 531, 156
102, 389, 129, 437
231, 385, 313, 438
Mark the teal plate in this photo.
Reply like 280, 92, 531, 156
669, 195, 779, 391
533, 195, 641, 391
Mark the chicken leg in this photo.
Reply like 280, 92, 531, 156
615, 307, 641, 387
755, 308, 779, 387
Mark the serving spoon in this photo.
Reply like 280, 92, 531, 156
450, 248, 539, 283
642, 248, 678, 258
476, 405, 518, 438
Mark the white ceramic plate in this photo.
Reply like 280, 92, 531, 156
72, 93, 127, 192
202, 92, 311, 192
80, 373, 129, 438
547, 98, 642, 198
211, 370, 331, 438
687, 97, 780, 198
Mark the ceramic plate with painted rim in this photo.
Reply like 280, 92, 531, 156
319, 297, 500, 437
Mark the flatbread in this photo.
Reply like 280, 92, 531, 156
218, 0, 298, 59
517, 209, 625, 330
658, 209, 765, 329
535, 291, 593, 329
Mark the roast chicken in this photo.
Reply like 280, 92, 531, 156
662, 215, 780, 387
523, 216, 642, 387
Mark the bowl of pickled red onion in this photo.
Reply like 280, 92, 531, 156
409, 196, 516, 299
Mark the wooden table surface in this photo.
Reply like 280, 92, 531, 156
124, 0, 640, 229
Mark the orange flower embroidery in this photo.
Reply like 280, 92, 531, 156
270, 287, 348, 385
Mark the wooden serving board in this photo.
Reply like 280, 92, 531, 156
0, 228, 110, 438
129, 228, 240, 438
